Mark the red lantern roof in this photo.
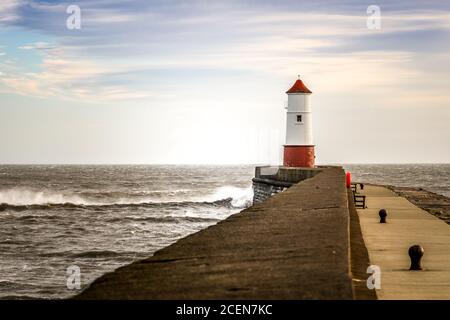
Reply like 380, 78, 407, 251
286, 79, 312, 94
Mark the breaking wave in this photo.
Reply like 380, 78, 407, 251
0, 189, 86, 206
0, 186, 253, 211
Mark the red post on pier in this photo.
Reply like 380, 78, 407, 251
346, 172, 351, 188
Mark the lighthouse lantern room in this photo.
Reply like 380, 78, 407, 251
283, 77, 315, 168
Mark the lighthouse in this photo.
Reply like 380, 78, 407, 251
283, 77, 315, 168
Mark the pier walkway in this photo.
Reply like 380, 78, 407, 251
357, 185, 450, 299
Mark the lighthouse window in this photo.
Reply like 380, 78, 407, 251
296, 115, 302, 123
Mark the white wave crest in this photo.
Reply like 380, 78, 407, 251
0, 185, 254, 208
203, 186, 253, 208
0, 188, 88, 206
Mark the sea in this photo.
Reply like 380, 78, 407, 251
343, 164, 450, 197
0, 164, 449, 299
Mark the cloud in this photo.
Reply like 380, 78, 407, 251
1, 0, 450, 104
0, 0, 24, 23
18, 42, 55, 50
0, 49, 163, 101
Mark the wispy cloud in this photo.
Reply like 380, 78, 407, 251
0, 0, 24, 23
0, 0, 450, 104
1, 53, 160, 101
18, 41, 56, 50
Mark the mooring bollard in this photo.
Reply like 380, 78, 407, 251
378, 209, 387, 223
408, 245, 424, 270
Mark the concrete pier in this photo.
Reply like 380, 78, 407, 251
74, 168, 450, 300
357, 185, 450, 299
76, 167, 363, 299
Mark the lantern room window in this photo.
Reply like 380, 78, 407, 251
297, 115, 302, 123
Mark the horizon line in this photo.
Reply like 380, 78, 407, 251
0, 162, 449, 166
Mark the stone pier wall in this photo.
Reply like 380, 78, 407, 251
252, 180, 287, 203
252, 166, 324, 203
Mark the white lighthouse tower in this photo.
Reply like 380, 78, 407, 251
283, 77, 315, 167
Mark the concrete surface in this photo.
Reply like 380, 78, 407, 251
357, 185, 450, 299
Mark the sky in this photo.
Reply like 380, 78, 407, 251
0, 0, 449, 164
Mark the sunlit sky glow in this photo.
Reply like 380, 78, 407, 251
1, 0, 449, 164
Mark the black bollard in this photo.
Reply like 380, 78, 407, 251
408, 245, 424, 270
360, 183, 364, 190
378, 209, 387, 223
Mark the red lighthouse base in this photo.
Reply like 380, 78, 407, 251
283, 145, 315, 168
